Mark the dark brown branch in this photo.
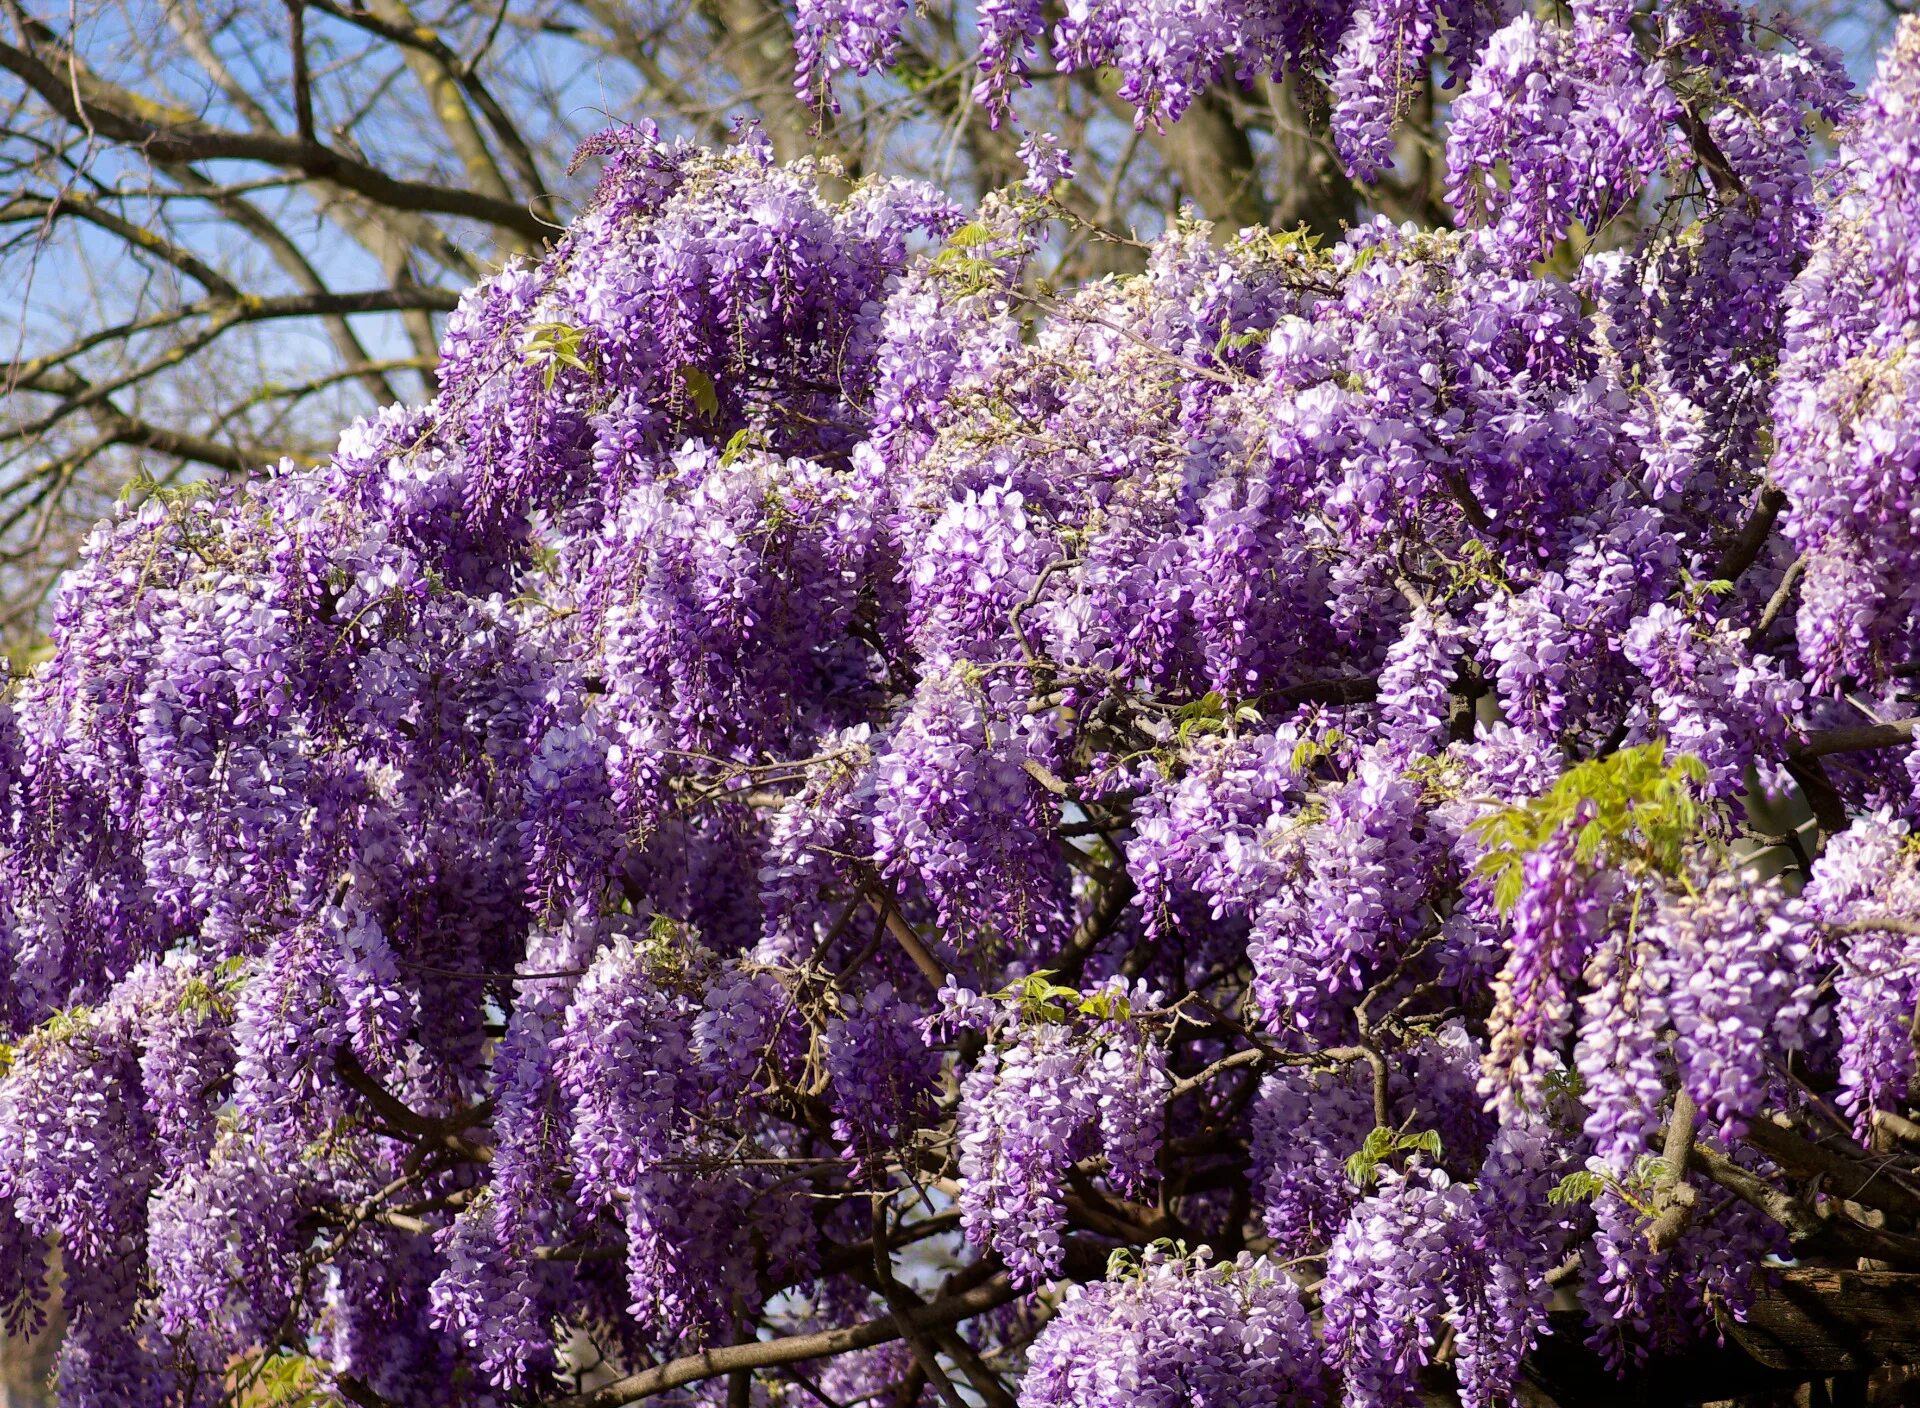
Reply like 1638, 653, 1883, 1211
395, 958, 588, 983
158, 165, 418, 405
337, 1375, 401, 1408
1677, 98, 1749, 205
307, 0, 555, 228
1783, 755, 1849, 836
857, 869, 948, 987
1793, 718, 1919, 760
1362, 1041, 1391, 1130
0, 192, 238, 297
1259, 73, 1358, 241
1137, 84, 1268, 234
1876, 1109, 1920, 1151
1058, 865, 1136, 978
1646, 1091, 1700, 1252
1713, 481, 1786, 585
871, 1202, 969, 1408
1758, 555, 1804, 632
202, 357, 432, 441
285, 0, 315, 144
1690, 1137, 1827, 1241
1062, 1180, 1186, 1245
1262, 675, 1380, 711
816, 1210, 965, 1281
12, 366, 273, 475
1742, 1113, 1920, 1222
4, 288, 458, 454
549, 1274, 1021, 1408
4, 286, 458, 390
927, 1324, 1018, 1408
1170, 1046, 1265, 1099
1690, 1137, 1920, 1265
356, 0, 535, 247
0, 35, 547, 239
333, 1047, 493, 1163
166, 155, 485, 286
86, 412, 270, 476
1545, 1249, 1585, 1287
1441, 469, 1495, 534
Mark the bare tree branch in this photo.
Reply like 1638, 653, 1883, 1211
0, 191, 239, 296
0, 29, 548, 238
308, 0, 559, 229
550, 1275, 1022, 1408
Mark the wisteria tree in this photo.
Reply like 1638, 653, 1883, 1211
0, 0, 1360, 643
9, 1, 1920, 1405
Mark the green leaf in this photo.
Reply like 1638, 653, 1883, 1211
1445, 537, 1512, 597
721, 426, 763, 465
1175, 691, 1233, 745
175, 971, 236, 1022
1403, 1129, 1444, 1160
118, 466, 159, 504
1263, 226, 1323, 257
1290, 728, 1346, 774
1178, 691, 1226, 721
522, 321, 593, 391
1212, 322, 1268, 360
677, 365, 720, 419
989, 970, 1084, 1024
1344, 1125, 1398, 1188
1468, 742, 1711, 911
4, 630, 52, 675
241, 1350, 333, 1407
1548, 1170, 1606, 1206
1631, 1154, 1675, 1189
887, 57, 944, 92
928, 249, 1003, 294
1347, 1126, 1446, 1189
36, 1004, 94, 1048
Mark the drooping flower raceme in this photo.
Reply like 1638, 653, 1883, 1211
1022, 1249, 1322, 1408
